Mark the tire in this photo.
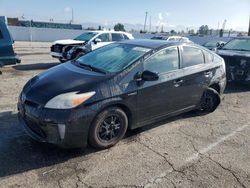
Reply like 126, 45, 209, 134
89, 107, 128, 149
200, 88, 221, 113
73, 51, 85, 60
59, 58, 67, 63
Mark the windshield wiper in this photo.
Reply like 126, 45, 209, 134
78, 63, 106, 74
235, 49, 250, 52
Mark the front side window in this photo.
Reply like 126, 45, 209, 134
222, 38, 250, 51
97, 33, 110, 42
74, 32, 97, 41
77, 43, 150, 73
144, 47, 179, 74
182, 46, 204, 68
111, 33, 124, 41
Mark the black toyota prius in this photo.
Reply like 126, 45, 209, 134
18, 39, 226, 149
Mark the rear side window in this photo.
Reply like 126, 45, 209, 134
144, 47, 179, 74
182, 46, 204, 67
203, 50, 214, 63
97, 33, 110, 42
112, 33, 124, 41
0, 30, 3, 39
123, 34, 129, 40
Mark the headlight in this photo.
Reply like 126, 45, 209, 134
45, 91, 95, 109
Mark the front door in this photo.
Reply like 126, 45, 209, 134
136, 46, 187, 125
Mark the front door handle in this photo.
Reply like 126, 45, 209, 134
173, 79, 183, 87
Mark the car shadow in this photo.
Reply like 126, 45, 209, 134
0, 109, 203, 178
126, 110, 205, 139
224, 83, 250, 94
0, 111, 97, 178
13, 62, 59, 71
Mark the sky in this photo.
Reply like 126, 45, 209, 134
0, 0, 249, 31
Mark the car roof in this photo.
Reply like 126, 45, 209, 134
84, 30, 130, 35
118, 39, 186, 49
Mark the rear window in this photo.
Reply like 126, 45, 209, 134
203, 50, 214, 63
112, 33, 124, 41
123, 34, 129, 40
182, 46, 205, 67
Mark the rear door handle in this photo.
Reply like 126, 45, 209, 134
204, 71, 212, 77
173, 79, 183, 87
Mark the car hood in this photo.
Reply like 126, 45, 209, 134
53, 39, 85, 45
23, 62, 107, 105
217, 49, 250, 58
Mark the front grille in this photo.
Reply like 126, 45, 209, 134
51, 44, 63, 53
24, 100, 39, 108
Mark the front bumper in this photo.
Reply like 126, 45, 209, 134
0, 54, 21, 66
18, 101, 96, 148
50, 52, 66, 60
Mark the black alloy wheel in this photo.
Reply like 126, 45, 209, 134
89, 107, 128, 149
200, 88, 220, 113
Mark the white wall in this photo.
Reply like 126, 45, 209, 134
8, 26, 84, 42
8, 26, 231, 45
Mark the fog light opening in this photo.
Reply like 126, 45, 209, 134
58, 124, 66, 140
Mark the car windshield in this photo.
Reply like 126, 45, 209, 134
76, 43, 151, 73
222, 38, 250, 51
74, 32, 97, 41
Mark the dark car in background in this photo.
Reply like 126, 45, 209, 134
18, 40, 226, 149
216, 37, 250, 84
0, 20, 20, 67
203, 40, 226, 50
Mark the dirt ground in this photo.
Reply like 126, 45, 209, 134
0, 42, 250, 188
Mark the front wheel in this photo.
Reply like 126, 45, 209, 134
89, 107, 128, 149
73, 51, 85, 60
200, 88, 221, 113
59, 58, 67, 63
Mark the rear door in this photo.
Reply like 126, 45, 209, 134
179, 45, 209, 107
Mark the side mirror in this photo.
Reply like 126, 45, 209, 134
141, 70, 159, 81
94, 38, 102, 44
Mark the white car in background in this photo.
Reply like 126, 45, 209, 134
51, 31, 134, 62
151, 35, 192, 43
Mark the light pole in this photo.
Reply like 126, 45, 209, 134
248, 14, 250, 36
143, 11, 148, 32
21, 14, 32, 42
69, 8, 74, 24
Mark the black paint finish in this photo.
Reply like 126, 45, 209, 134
18, 40, 226, 148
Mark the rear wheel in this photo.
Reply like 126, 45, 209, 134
200, 88, 221, 112
89, 107, 128, 149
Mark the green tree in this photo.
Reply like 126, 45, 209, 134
114, 23, 125, 31
170, 30, 176, 34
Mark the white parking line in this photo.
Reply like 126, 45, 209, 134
185, 124, 250, 163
